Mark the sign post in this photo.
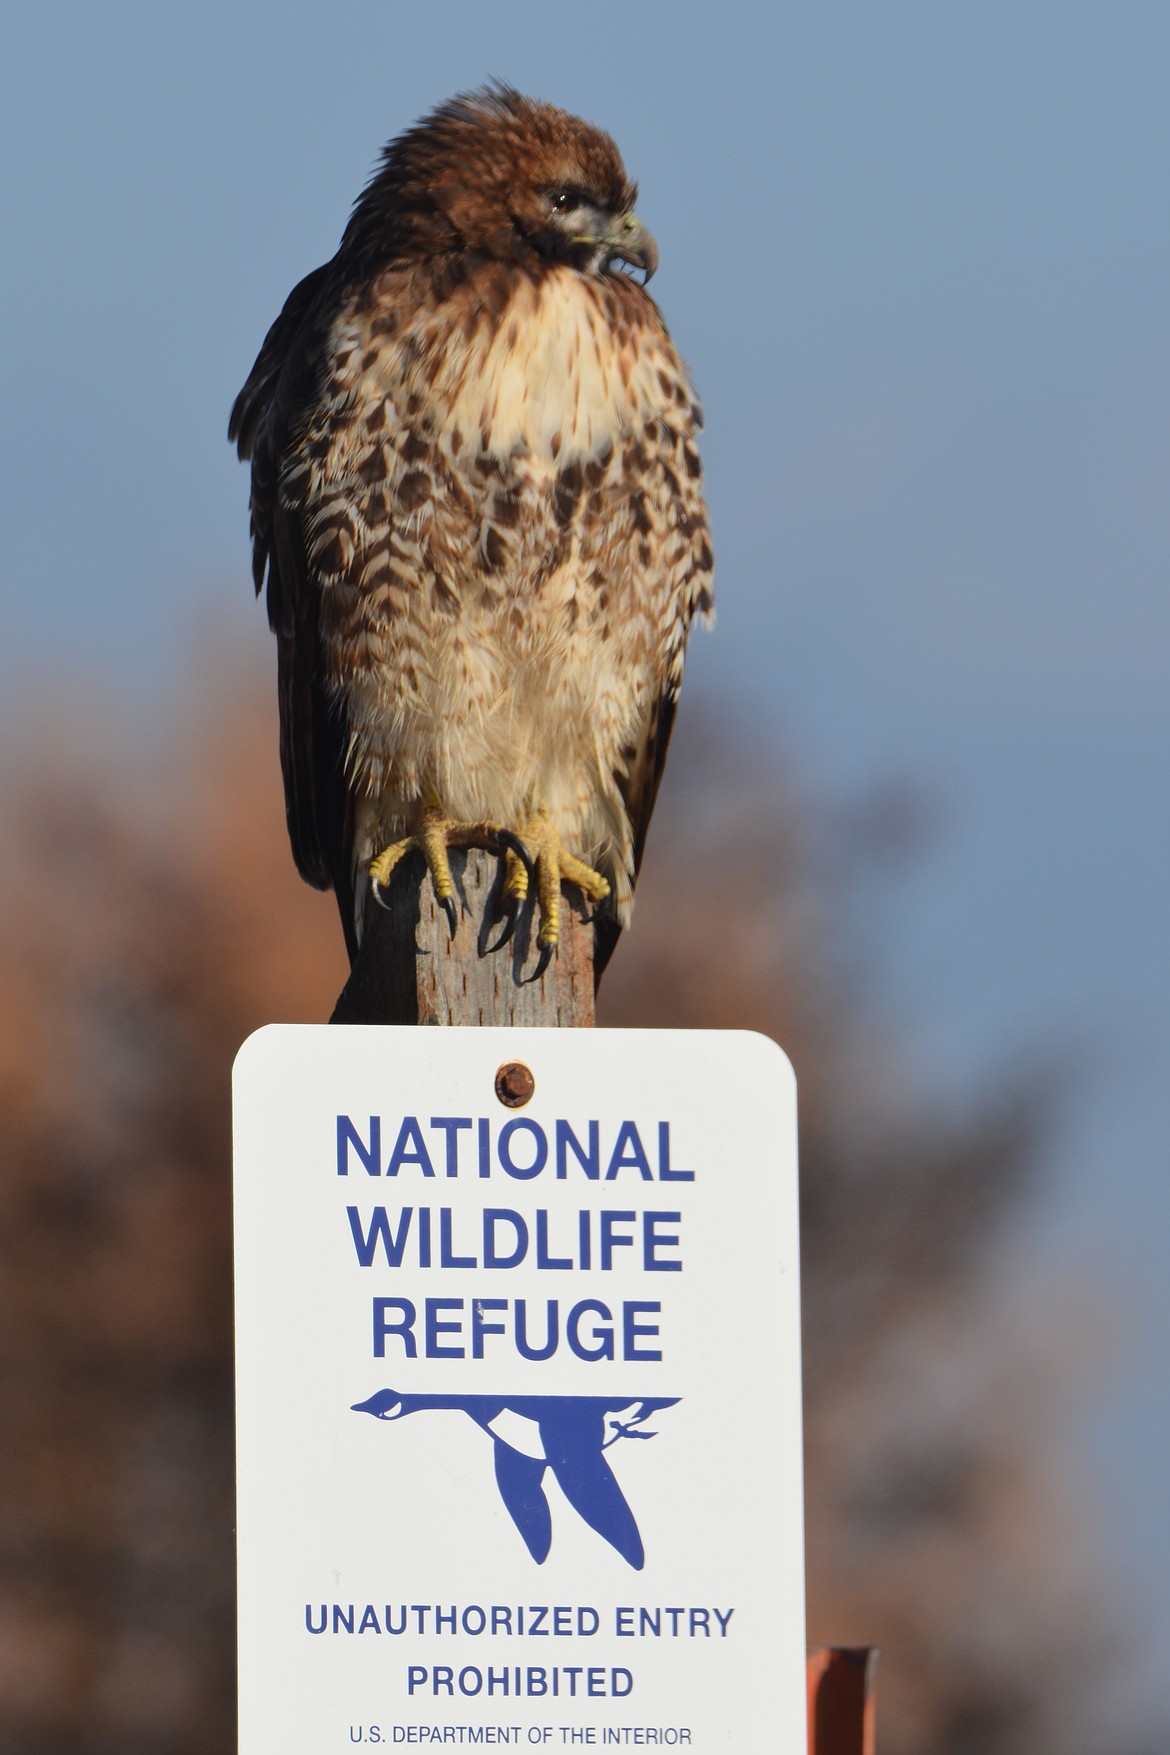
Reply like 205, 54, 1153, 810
233, 1026, 805, 1751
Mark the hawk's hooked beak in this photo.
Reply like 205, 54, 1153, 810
604, 212, 658, 282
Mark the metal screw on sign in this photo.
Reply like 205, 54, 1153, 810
495, 1061, 535, 1108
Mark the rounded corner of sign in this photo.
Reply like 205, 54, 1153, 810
231, 1022, 286, 1083
739, 1029, 796, 1076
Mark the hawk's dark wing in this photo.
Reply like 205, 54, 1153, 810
229, 263, 360, 957
592, 690, 679, 979
593, 396, 713, 983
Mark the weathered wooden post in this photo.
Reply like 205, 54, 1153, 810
330, 853, 596, 1027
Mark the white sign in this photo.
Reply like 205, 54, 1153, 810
233, 1026, 805, 1752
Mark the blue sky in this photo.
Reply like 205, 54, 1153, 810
3, 0, 1168, 1696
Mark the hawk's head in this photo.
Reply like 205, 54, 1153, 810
343, 85, 658, 282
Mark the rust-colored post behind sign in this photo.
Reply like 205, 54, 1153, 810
807, 1648, 878, 1755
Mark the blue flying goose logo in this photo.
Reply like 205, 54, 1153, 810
352, 1391, 680, 1570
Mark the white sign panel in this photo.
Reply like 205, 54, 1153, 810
233, 1026, 804, 1752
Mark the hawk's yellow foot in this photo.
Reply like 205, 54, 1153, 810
491, 809, 611, 979
369, 806, 505, 939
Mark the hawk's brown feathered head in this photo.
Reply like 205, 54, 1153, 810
341, 85, 657, 281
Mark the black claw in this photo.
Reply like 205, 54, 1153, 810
497, 829, 536, 879
530, 940, 555, 983
440, 894, 458, 940
486, 897, 520, 954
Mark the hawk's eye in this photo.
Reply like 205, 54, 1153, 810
551, 188, 581, 214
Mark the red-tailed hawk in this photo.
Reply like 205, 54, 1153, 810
230, 86, 713, 981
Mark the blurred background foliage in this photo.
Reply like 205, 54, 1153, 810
0, 662, 1152, 1754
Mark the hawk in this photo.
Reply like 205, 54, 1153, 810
230, 86, 713, 980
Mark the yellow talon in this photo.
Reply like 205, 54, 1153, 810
557, 845, 612, 906
368, 836, 416, 890
368, 803, 610, 971
368, 806, 504, 938
509, 809, 611, 976
500, 841, 531, 909
420, 810, 458, 907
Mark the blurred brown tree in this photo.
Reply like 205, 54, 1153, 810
0, 665, 1142, 1753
